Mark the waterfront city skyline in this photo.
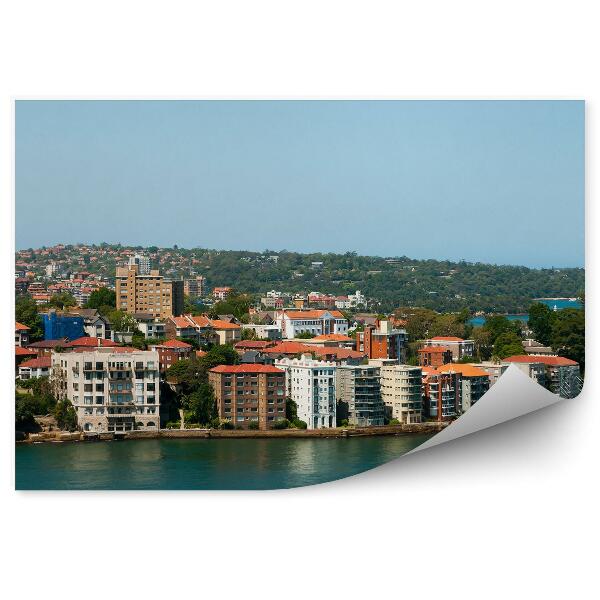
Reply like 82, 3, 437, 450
16, 100, 584, 268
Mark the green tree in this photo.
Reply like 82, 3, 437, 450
551, 308, 585, 369
492, 332, 524, 359
15, 393, 37, 429
528, 303, 556, 346
48, 292, 77, 310
53, 399, 78, 431
108, 310, 138, 332
183, 384, 217, 425
15, 295, 44, 341
85, 288, 116, 312
210, 292, 253, 320
483, 316, 521, 345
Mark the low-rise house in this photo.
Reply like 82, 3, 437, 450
241, 323, 282, 340
303, 333, 355, 348
133, 313, 166, 339
18, 356, 52, 380
69, 308, 112, 339
418, 346, 453, 368
371, 361, 423, 423
148, 338, 193, 371
26, 339, 68, 356
336, 364, 385, 426
425, 336, 475, 361
276, 357, 337, 429
15, 322, 30, 347
502, 355, 582, 398
210, 319, 242, 345
51, 348, 161, 433
208, 364, 286, 430
213, 287, 233, 300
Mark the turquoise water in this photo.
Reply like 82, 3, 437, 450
14, 435, 433, 490
469, 299, 582, 327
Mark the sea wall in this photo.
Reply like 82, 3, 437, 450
17, 422, 447, 444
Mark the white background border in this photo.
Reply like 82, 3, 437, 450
1, 2, 597, 599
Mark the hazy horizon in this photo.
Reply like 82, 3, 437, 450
16, 100, 585, 268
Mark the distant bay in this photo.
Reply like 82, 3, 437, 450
468, 298, 582, 327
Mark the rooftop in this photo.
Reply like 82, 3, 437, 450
210, 364, 284, 374
503, 355, 579, 367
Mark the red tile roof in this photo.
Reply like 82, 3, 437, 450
71, 346, 139, 353
437, 363, 490, 377
27, 339, 68, 349
170, 316, 196, 328
234, 340, 276, 349
159, 339, 193, 348
210, 364, 284, 374
65, 337, 120, 347
19, 357, 52, 369
313, 347, 365, 360
430, 336, 465, 342
15, 322, 30, 331
15, 347, 37, 356
504, 355, 578, 367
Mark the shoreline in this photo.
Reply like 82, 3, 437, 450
16, 422, 447, 445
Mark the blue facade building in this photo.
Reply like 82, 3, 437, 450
42, 311, 85, 341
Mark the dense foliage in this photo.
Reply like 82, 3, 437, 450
15, 295, 44, 341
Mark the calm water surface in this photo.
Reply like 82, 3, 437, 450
15, 435, 432, 490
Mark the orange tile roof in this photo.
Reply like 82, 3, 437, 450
234, 340, 276, 349
15, 322, 30, 331
312, 333, 354, 342
418, 346, 451, 353
189, 315, 212, 328
210, 319, 241, 330
210, 364, 284, 374
263, 341, 315, 355
503, 355, 578, 367
430, 336, 465, 342
19, 357, 52, 369
171, 316, 196, 328
437, 363, 490, 378
313, 347, 365, 360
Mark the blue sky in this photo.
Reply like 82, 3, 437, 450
15, 100, 584, 268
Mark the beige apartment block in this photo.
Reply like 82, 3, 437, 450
115, 265, 183, 318
370, 360, 423, 424
51, 348, 161, 433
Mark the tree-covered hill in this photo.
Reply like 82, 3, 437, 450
17, 244, 584, 314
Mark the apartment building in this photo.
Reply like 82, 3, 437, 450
51, 348, 161, 433
274, 309, 349, 339
422, 367, 461, 422
208, 364, 286, 430
15, 322, 30, 347
148, 338, 193, 371
425, 336, 475, 361
128, 253, 151, 275
437, 363, 491, 413
418, 346, 453, 367
213, 287, 233, 300
370, 360, 423, 423
115, 265, 184, 319
276, 357, 336, 429
355, 320, 408, 362
336, 365, 385, 427
471, 361, 508, 385
184, 275, 207, 297
502, 355, 582, 398
133, 313, 166, 339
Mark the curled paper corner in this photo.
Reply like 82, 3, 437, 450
409, 364, 563, 454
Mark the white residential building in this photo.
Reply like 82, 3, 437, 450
276, 357, 336, 429
336, 364, 385, 427
51, 348, 160, 433
128, 253, 151, 275
274, 309, 349, 339
370, 360, 423, 423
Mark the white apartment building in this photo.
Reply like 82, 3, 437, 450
370, 360, 423, 423
128, 253, 151, 275
276, 356, 336, 429
45, 262, 59, 277
275, 309, 349, 339
51, 349, 160, 433
336, 364, 385, 427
